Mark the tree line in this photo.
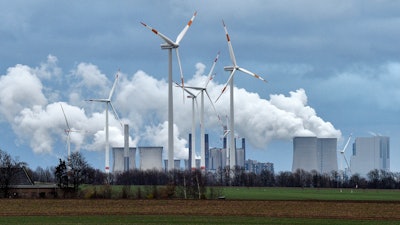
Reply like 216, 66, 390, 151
1, 148, 400, 198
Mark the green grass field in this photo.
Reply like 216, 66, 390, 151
80, 185, 400, 201
221, 187, 400, 201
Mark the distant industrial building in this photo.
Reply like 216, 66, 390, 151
292, 137, 338, 174
236, 138, 246, 168
245, 159, 274, 175
187, 133, 210, 170
112, 147, 136, 173
350, 136, 390, 177
207, 137, 246, 171
139, 146, 163, 171
208, 147, 226, 172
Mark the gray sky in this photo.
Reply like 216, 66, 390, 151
0, 1, 399, 172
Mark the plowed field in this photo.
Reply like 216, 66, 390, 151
1, 199, 399, 220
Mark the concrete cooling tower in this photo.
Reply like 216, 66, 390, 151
318, 138, 338, 173
112, 147, 136, 173
292, 137, 337, 174
139, 146, 163, 171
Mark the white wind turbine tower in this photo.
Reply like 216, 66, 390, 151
60, 103, 79, 159
175, 83, 198, 170
216, 20, 268, 170
340, 133, 352, 176
141, 11, 197, 171
87, 72, 121, 173
184, 52, 221, 171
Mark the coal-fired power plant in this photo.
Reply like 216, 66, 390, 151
112, 147, 136, 173
140, 147, 163, 171
292, 137, 338, 174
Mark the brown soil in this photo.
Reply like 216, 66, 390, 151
1, 199, 400, 220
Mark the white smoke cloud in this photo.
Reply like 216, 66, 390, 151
0, 64, 47, 121
142, 121, 188, 160
0, 55, 341, 162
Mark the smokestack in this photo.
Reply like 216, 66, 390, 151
205, 134, 209, 171
124, 124, 129, 172
242, 138, 246, 163
188, 133, 192, 170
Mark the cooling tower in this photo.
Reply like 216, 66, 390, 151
292, 137, 338, 173
292, 137, 319, 172
112, 147, 136, 173
139, 146, 163, 171
174, 159, 181, 170
317, 138, 338, 173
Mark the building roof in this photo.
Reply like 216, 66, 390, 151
0, 167, 34, 185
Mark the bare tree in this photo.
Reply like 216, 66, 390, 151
67, 152, 90, 191
0, 149, 27, 198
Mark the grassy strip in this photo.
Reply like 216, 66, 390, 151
0, 215, 398, 225
78, 185, 400, 201
221, 187, 400, 201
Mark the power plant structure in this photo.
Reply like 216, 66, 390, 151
208, 147, 227, 172
350, 136, 390, 177
112, 147, 136, 173
245, 159, 274, 175
139, 146, 163, 171
188, 133, 211, 170
207, 135, 246, 172
292, 137, 338, 174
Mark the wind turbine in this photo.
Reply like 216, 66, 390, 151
141, 11, 197, 171
215, 20, 267, 170
175, 84, 198, 170
87, 71, 121, 173
340, 133, 352, 176
183, 52, 221, 171
60, 103, 79, 159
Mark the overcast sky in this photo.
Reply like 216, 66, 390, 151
1, 1, 399, 173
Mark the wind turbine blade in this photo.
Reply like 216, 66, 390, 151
140, 22, 176, 46
184, 86, 203, 91
175, 48, 185, 101
60, 104, 71, 130
176, 11, 197, 44
185, 88, 196, 97
215, 69, 236, 103
237, 67, 268, 83
343, 155, 351, 172
205, 90, 223, 128
86, 99, 108, 103
204, 51, 220, 88
109, 102, 122, 127
108, 71, 119, 100
222, 20, 237, 67
175, 82, 200, 102
341, 133, 353, 153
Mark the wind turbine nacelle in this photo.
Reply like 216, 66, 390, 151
224, 66, 235, 71
161, 43, 177, 49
